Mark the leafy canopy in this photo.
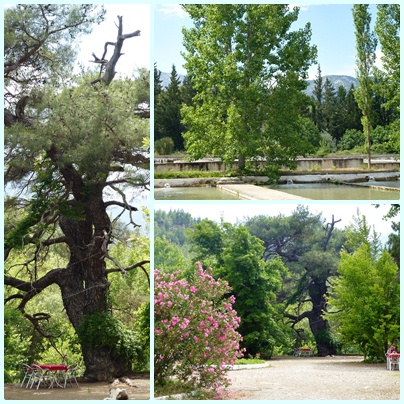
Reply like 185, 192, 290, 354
181, 4, 317, 174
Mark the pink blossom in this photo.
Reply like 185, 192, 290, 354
154, 265, 242, 396
180, 318, 190, 329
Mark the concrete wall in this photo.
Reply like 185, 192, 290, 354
154, 155, 399, 172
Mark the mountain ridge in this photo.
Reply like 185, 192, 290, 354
159, 72, 358, 96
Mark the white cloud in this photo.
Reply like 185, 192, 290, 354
155, 4, 188, 19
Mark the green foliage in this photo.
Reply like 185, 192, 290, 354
4, 4, 105, 94
188, 220, 288, 357
5, 163, 64, 250
338, 129, 364, 151
181, 4, 317, 172
299, 117, 321, 150
246, 206, 346, 356
235, 358, 266, 365
155, 170, 226, 179
77, 312, 144, 370
314, 329, 341, 353
4, 307, 31, 383
374, 5, 400, 137
316, 131, 337, 156
154, 237, 186, 273
371, 125, 399, 153
353, 4, 377, 165
36, 76, 149, 183
132, 302, 150, 371
155, 209, 199, 246
154, 65, 185, 151
327, 245, 399, 361
155, 137, 175, 155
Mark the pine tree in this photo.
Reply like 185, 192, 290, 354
312, 65, 325, 131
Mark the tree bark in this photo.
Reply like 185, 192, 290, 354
307, 279, 336, 356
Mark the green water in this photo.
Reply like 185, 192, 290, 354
155, 187, 241, 200
269, 183, 399, 200
154, 182, 399, 200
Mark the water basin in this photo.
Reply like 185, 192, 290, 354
154, 186, 241, 200
268, 182, 399, 200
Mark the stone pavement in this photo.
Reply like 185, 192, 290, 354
217, 184, 311, 200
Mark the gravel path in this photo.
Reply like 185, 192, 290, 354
226, 356, 400, 400
4, 377, 150, 400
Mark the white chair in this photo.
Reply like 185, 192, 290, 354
20, 364, 34, 388
387, 355, 400, 371
28, 364, 53, 389
63, 364, 80, 388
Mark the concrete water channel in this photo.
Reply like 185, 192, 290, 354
155, 155, 400, 200
154, 180, 399, 200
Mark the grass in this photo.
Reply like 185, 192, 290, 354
235, 358, 266, 365
155, 170, 228, 179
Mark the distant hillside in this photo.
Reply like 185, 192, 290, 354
159, 72, 358, 96
305, 75, 358, 96
159, 72, 185, 88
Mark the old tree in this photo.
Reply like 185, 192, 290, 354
246, 206, 345, 356
4, 5, 150, 381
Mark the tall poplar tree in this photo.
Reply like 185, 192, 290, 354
181, 4, 317, 175
374, 4, 400, 152
353, 4, 377, 168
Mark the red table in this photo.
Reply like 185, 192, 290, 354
30, 364, 69, 388
294, 347, 313, 357
38, 364, 68, 372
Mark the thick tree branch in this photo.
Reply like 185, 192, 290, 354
323, 215, 341, 251
284, 310, 312, 325
5, 267, 65, 294
104, 200, 138, 212
91, 16, 140, 85
106, 259, 150, 286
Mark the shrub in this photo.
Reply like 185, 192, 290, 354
77, 312, 143, 370
316, 131, 337, 156
154, 264, 243, 398
338, 129, 364, 151
155, 137, 175, 155
371, 125, 398, 153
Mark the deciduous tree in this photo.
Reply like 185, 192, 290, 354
327, 245, 399, 361
181, 4, 317, 174
353, 4, 377, 167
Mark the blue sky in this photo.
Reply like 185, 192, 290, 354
154, 4, 380, 79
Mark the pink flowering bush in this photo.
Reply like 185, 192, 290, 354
154, 263, 243, 397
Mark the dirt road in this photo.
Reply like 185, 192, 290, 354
227, 356, 400, 400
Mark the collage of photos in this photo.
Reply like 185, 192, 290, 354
3, 2, 400, 402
